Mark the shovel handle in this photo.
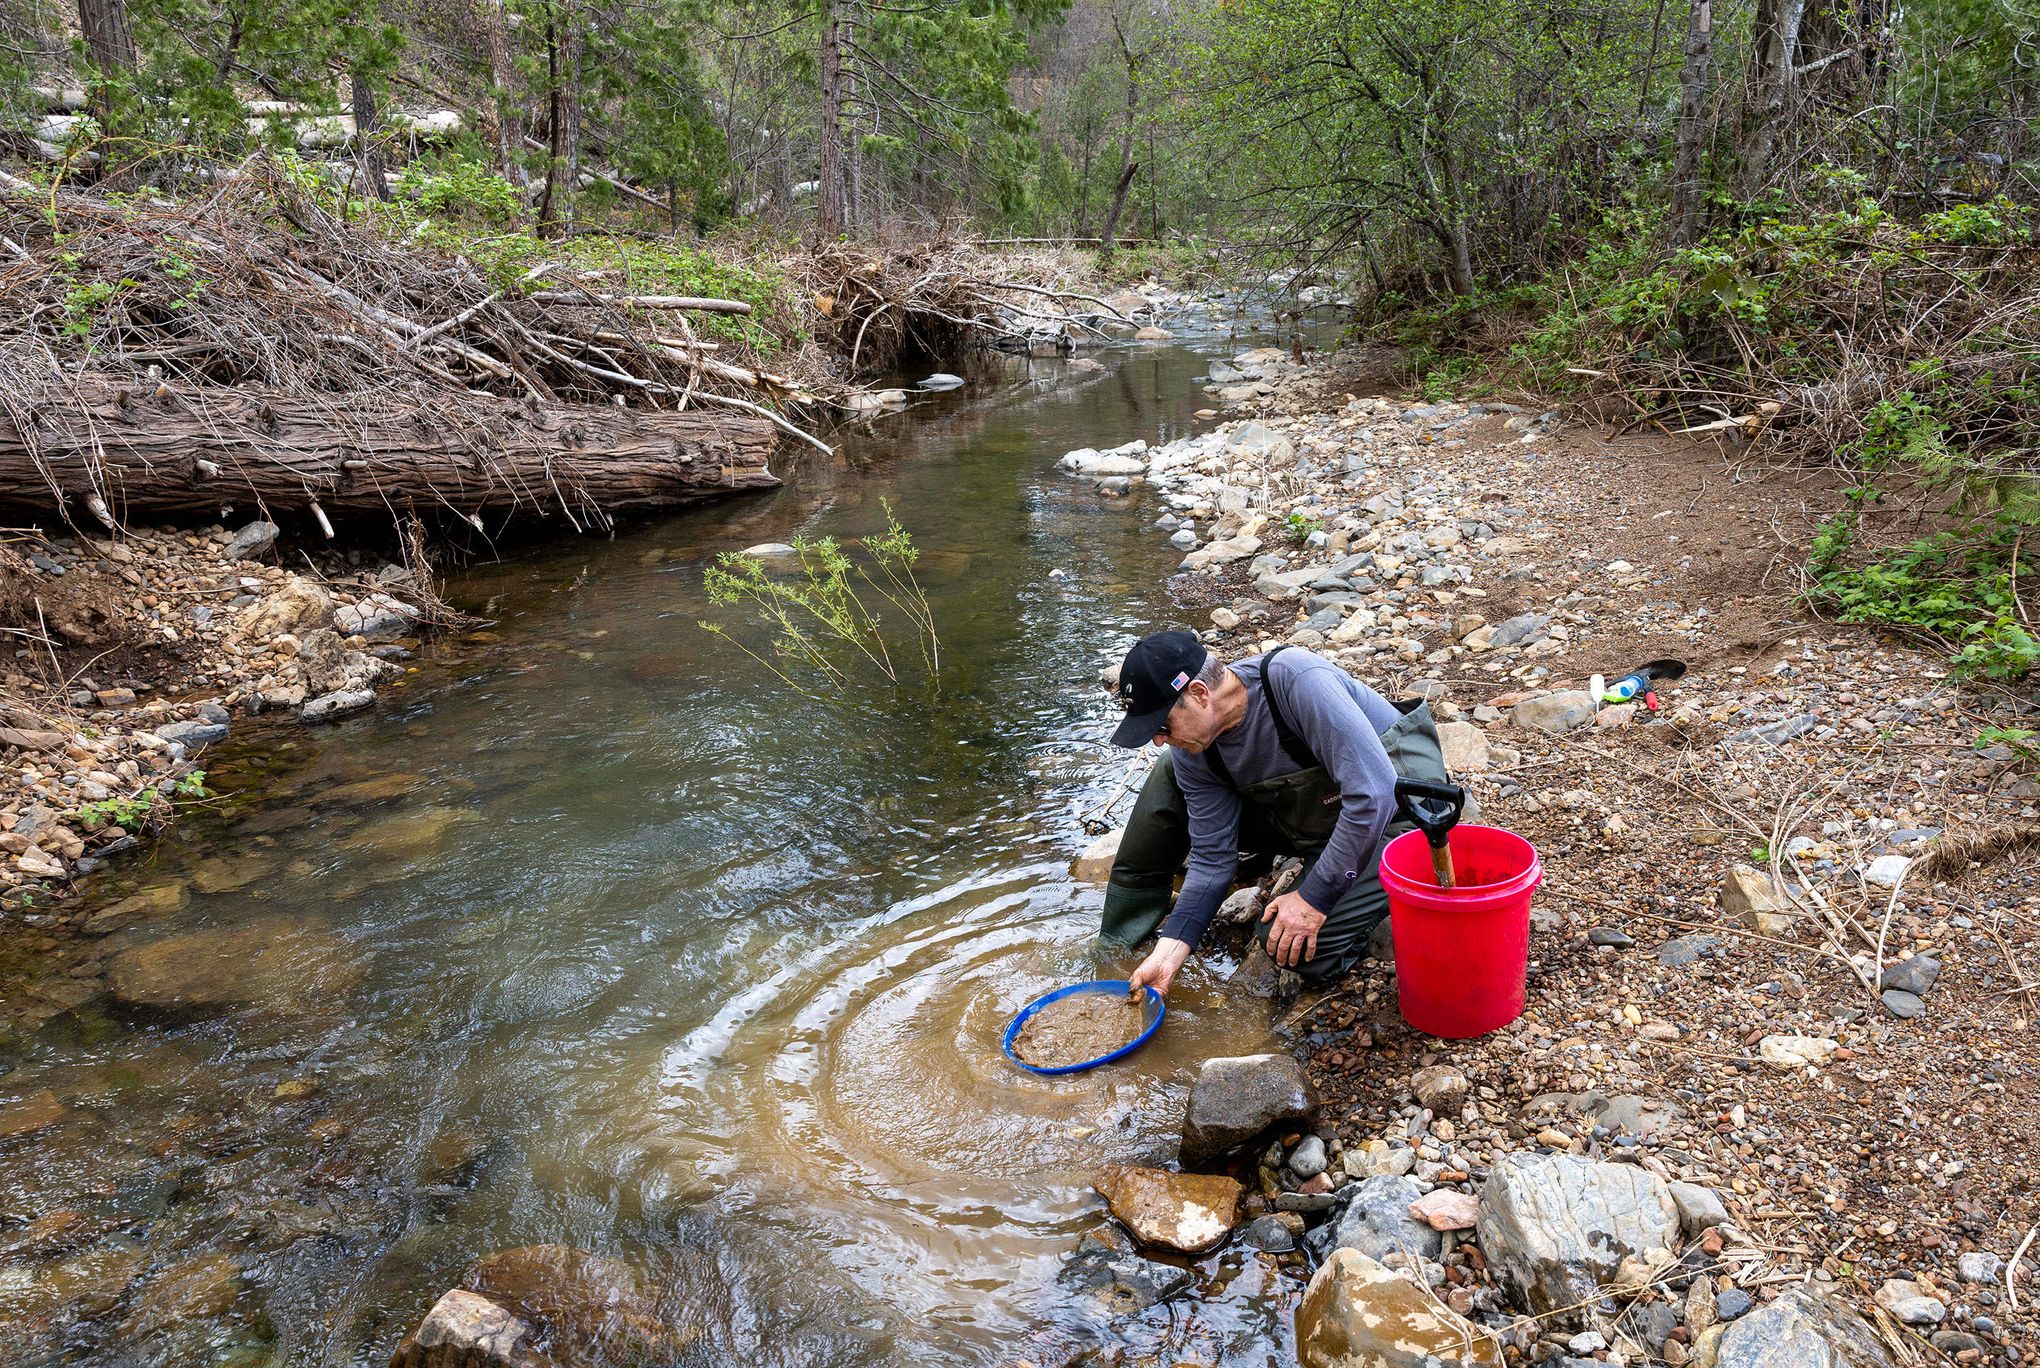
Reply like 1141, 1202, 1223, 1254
1429, 840, 1456, 890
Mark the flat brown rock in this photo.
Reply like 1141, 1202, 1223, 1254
108, 916, 365, 1014
1093, 1165, 1243, 1254
0, 1089, 66, 1138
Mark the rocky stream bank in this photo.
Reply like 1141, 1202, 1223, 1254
1046, 343, 2037, 1368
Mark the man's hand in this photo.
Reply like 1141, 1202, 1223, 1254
1129, 937, 1193, 998
1261, 890, 1326, 967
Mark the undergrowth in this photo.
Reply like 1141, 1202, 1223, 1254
1374, 189, 2040, 680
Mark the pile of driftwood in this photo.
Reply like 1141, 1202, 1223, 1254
796, 239, 1139, 379
0, 161, 820, 537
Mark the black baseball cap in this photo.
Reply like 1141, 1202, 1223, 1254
1111, 630, 1209, 747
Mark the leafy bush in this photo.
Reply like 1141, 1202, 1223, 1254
1811, 525, 2038, 679
395, 157, 524, 222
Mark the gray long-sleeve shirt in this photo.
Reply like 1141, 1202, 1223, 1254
1161, 649, 1402, 946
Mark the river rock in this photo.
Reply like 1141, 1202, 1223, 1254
1180, 1053, 1318, 1164
389, 1287, 550, 1368
919, 372, 965, 391
461, 1245, 677, 1362
1239, 1214, 1297, 1252
336, 592, 420, 642
1408, 1189, 1480, 1231
84, 882, 185, 934
1715, 1285, 1892, 1368
1060, 446, 1148, 477
1411, 1064, 1470, 1114
224, 520, 280, 560
1290, 1134, 1329, 1178
1093, 1165, 1243, 1254
1758, 1034, 1837, 1070
1133, 326, 1172, 340
1511, 691, 1595, 734
129, 1252, 241, 1329
297, 628, 351, 695
1059, 1244, 1195, 1314
1667, 1181, 1730, 1236
1296, 1249, 1503, 1368
1879, 988, 1925, 1019
0, 1089, 67, 1138
1321, 1175, 1441, 1262
1437, 721, 1490, 774
1477, 1154, 1678, 1321
1872, 1279, 1946, 1325
302, 688, 377, 723
242, 574, 333, 638
1720, 865, 1796, 936
108, 916, 366, 1015
1072, 826, 1123, 884
1878, 954, 1940, 995
1958, 1251, 2004, 1283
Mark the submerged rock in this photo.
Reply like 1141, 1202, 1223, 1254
0, 1089, 67, 1138
1180, 1052, 1317, 1165
1296, 1249, 1503, 1368
1058, 1244, 1194, 1315
108, 916, 366, 1015
1072, 826, 1123, 884
389, 1288, 549, 1368
460, 1245, 679, 1362
1092, 1165, 1242, 1254
1476, 1153, 1678, 1322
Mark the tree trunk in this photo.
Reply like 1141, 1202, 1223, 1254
536, 3, 564, 234
1096, 160, 1138, 264
478, 0, 525, 186
561, 9, 582, 233
76, 0, 137, 178
817, 0, 846, 237
350, 71, 392, 202
1670, 0, 1715, 244
0, 378, 780, 527
1739, 0, 1807, 195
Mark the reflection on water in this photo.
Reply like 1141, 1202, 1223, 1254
0, 327, 1312, 1365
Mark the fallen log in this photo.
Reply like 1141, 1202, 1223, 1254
0, 375, 779, 530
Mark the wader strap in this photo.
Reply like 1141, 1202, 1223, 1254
1203, 644, 1319, 792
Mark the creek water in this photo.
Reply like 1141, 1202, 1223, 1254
0, 326, 1315, 1366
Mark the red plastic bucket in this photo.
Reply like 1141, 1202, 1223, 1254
1379, 825, 1542, 1038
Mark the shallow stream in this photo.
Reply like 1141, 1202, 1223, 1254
0, 323, 1317, 1365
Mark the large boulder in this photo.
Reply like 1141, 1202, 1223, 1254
388, 1288, 550, 1368
1476, 1154, 1678, 1323
335, 592, 421, 643
1437, 722, 1490, 774
1180, 1053, 1318, 1165
1715, 1285, 1892, 1368
1316, 1174, 1441, 1263
1296, 1249, 1504, 1368
1092, 1166, 1242, 1254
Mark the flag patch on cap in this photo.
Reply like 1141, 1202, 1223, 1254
1170, 671, 1190, 690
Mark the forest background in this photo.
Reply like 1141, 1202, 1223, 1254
3, 0, 2038, 681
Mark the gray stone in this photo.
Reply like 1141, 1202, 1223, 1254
1169, 528, 1198, 550
1631, 1302, 1680, 1350
1860, 854, 1912, 888
1181, 1053, 1318, 1165
224, 521, 279, 560
1958, 1251, 2005, 1284
334, 592, 420, 643
1715, 1289, 1754, 1319
1291, 1135, 1329, 1179
742, 543, 797, 557
301, 689, 376, 723
1873, 1279, 1946, 1325
1879, 988, 1926, 1019
1587, 927, 1634, 948
918, 372, 965, 391
1658, 935, 1720, 967
1239, 1214, 1296, 1252
1715, 1286, 1890, 1368
1058, 1246, 1194, 1314
1476, 1154, 1678, 1323
1511, 691, 1596, 734
154, 720, 229, 748
1488, 613, 1551, 647
1878, 955, 1940, 995
1324, 1175, 1441, 1264
1667, 1181, 1730, 1235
